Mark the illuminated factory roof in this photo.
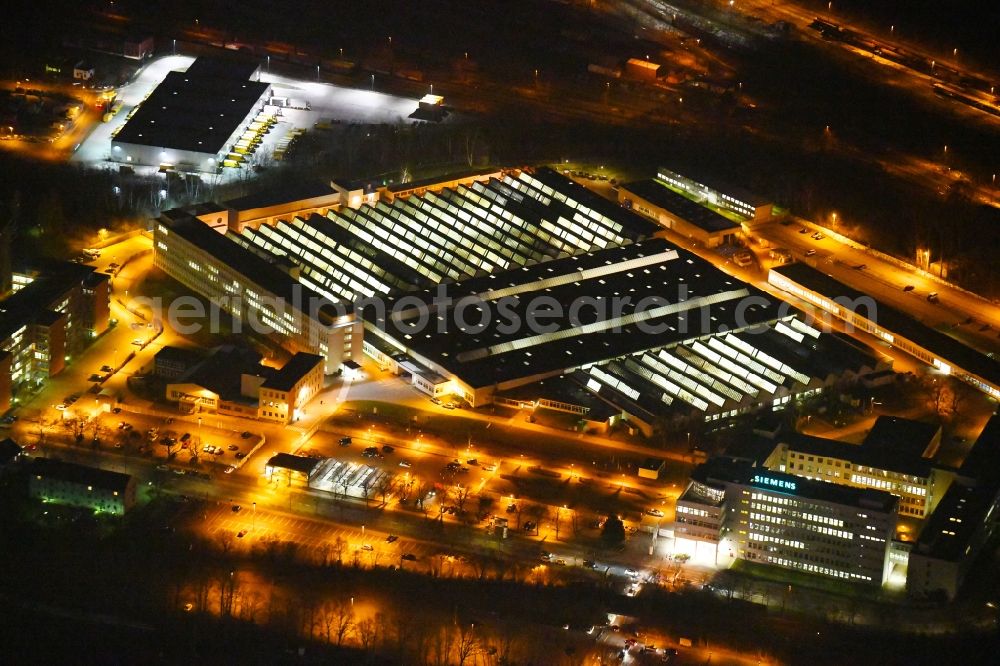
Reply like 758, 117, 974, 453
229, 168, 660, 305
113, 56, 269, 154
576, 316, 884, 421
367, 237, 784, 388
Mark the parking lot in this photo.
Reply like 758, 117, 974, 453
192, 501, 438, 570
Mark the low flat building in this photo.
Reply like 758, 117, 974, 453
28, 458, 136, 515
258, 352, 324, 423
625, 58, 661, 82
111, 57, 271, 172
638, 457, 666, 480
769, 262, 1000, 400
165, 347, 324, 424
0, 437, 23, 468
656, 166, 774, 223
619, 179, 742, 248
153, 346, 202, 380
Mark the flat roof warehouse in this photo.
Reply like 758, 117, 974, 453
113, 56, 269, 155
769, 262, 1000, 397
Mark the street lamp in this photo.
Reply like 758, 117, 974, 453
252, 501, 256, 532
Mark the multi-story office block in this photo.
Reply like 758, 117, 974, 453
675, 457, 897, 586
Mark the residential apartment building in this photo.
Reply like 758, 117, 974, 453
0, 262, 111, 412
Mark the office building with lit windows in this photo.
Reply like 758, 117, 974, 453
655, 166, 774, 223
762, 416, 951, 518
675, 457, 898, 586
154, 214, 360, 375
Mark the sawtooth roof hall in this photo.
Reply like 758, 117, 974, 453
154, 167, 891, 420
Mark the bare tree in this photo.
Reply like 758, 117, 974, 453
237, 589, 263, 622
216, 571, 238, 618
376, 475, 395, 507
331, 535, 346, 566
453, 484, 473, 513
316, 541, 331, 567
215, 530, 235, 555
357, 616, 378, 652
318, 597, 355, 646
456, 623, 479, 666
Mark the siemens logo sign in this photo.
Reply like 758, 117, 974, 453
752, 474, 797, 492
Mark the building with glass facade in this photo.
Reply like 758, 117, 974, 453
675, 457, 898, 586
